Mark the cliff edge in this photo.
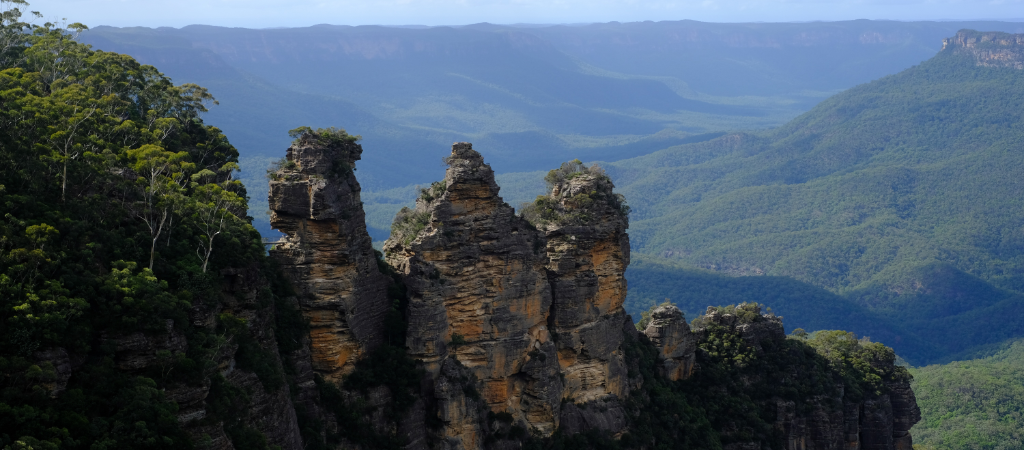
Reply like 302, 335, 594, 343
943, 29, 1024, 69
268, 131, 390, 383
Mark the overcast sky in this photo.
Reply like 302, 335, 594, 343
24, 0, 1024, 29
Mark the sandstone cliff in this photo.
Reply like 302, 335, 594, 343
943, 29, 1024, 69
253, 138, 921, 450
658, 303, 922, 450
382, 145, 635, 447
268, 134, 391, 383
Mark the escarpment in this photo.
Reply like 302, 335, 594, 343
680, 303, 921, 450
262, 139, 919, 450
268, 134, 390, 382
943, 29, 1024, 69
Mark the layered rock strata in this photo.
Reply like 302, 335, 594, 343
268, 136, 390, 382
383, 144, 636, 446
384, 143, 563, 444
943, 29, 1024, 69
642, 304, 696, 381
541, 162, 632, 405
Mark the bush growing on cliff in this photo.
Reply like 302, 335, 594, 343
390, 206, 432, 245
519, 159, 629, 228
287, 125, 361, 146
418, 180, 446, 203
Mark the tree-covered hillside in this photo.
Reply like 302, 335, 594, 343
910, 339, 1024, 450
595, 36, 1024, 364
0, 4, 303, 448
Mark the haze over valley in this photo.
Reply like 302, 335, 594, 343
4, 1, 1024, 448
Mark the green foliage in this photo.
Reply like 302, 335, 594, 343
606, 51, 1024, 363
315, 368, 410, 450
287, 126, 360, 147
206, 374, 275, 450
910, 339, 1024, 450
342, 345, 423, 415
0, 4, 288, 448
418, 180, 446, 204
389, 207, 431, 246
520, 160, 628, 228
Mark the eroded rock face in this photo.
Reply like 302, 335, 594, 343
268, 137, 390, 382
943, 30, 1024, 69
384, 143, 563, 438
541, 166, 632, 405
383, 144, 635, 445
642, 305, 697, 381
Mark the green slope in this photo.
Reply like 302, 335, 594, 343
589, 34, 1024, 364
910, 339, 1024, 450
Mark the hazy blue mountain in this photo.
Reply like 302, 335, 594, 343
592, 32, 1024, 364
80, 20, 1024, 188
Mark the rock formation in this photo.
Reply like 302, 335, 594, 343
540, 159, 633, 406
642, 304, 696, 381
268, 134, 390, 382
256, 139, 920, 450
943, 29, 1024, 70
659, 303, 925, 450
382, 145, 635, 446
383, 143, 563, 444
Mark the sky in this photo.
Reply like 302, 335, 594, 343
23, 0, 1024, 29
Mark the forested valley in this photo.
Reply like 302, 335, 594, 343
2, 1, 1024, 449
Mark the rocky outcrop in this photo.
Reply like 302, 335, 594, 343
943, 29, 1024, 69
384, 143, 563, 442
268, 135, 390, 383
699, 304, 786, 349
540, 161, 632, 406
690, 303, 920, 450
769, 379, 919, 450
642, 304, 696, 381
382, 145, 635, 446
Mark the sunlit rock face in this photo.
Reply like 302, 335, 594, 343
384, 144, 636, 446
384, 143, 561, 444
943, 29, 1024, 69
643, 304, 697, 381
538, 163, 633, 405
268, 136, 390, 383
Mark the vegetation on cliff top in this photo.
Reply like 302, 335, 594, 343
528, 302, 911, 450
519, 159, 629, 228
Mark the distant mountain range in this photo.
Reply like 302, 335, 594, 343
82, 24, 1024, 365
80, 20, 1024, 191
596, 30, 1024, 365
369, 30, 1024, 365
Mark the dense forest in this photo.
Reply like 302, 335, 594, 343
564, 40, 1024, 366
0, 2, 301, 448
910, 339, 1024, 450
